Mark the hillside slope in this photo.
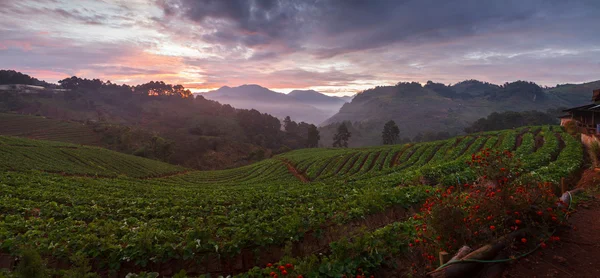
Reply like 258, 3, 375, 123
0, 136, 186, 177
0, 72, 313, 170
320, 80, 593, 146
0, 126, 583, 277
0, 113, 104, 146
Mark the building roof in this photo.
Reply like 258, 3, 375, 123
563, 103, 600, 112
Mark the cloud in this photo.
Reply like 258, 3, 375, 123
1, 0, 599, 95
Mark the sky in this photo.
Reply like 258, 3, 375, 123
0, 0, 599, 96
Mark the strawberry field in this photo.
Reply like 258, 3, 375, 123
0, 125, 583, 277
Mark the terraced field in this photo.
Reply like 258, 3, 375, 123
0, 113, 103, 146
0, 126, 583, 277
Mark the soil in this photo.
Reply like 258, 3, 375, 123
515, 128, 529, 148
503, 169, 600, 278
278, 158, 310, 183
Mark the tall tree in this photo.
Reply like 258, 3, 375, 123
283, 116, 298, 133
307, 124, 320, 148
382, 120, 400, 145
333, 122, 351, 147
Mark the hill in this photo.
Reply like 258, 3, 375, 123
0, 136, 186, 177
546, 79, 600, 105
0, 113, 104, 146
202, 85, 348, 124
0, 126, 583, 277
0, 72, 317, 170
320, 80, 596, 146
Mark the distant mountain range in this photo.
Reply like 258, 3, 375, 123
199, 85, 352, 124
319, 79, 600, 147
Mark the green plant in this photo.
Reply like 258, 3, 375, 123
413, 149, 568, 274
15, 249, 47, 278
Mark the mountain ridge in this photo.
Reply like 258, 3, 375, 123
319, 79, 599, 146
201, 85, 351, 124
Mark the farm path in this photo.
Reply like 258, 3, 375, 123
503, 169, 600, 278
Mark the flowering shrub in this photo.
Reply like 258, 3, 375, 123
412, 149, 568, 271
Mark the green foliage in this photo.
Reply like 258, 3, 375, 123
382, 120, 400, 145
332, 122, 351, 147
0, 125, 583, 277
15, 249, 47, 278
0, 136, 186, 178
465, 110, 558, 133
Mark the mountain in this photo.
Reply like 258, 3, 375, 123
545, 80, 600, 105
202, 85, 343, 124
288, 90, 352, 117
320, 80, 597, 147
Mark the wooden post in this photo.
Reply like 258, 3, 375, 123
561, 178, 566, 194
439, 251, 450, 266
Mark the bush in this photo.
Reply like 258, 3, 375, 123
412, 149, 568, 273
15, 249, 47, 278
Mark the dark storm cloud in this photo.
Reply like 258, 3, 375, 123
162, 0, 600, 58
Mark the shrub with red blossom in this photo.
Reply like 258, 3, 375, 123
411, 149, 568, 271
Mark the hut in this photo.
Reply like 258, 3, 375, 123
561, 89, 600, 134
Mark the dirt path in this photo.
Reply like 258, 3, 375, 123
503, 169, 600, 278
278, 158, 310, 183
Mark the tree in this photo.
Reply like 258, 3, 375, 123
283, 116, 298, 133
382, 120, 400, 145
333, 122, 351, 147
307, 124, 320, 148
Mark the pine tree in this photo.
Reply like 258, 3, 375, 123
382, 120, 400, 145
333, 122, 351, 147
307, 124, 320, 148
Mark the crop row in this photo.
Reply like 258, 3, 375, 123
0, 137, 185, 178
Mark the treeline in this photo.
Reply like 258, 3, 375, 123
59, 77, 193, 98
464, 110, 560, 133
0, 70, 52, 87
326, 120, 454, 148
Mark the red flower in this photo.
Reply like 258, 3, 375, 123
297, 276, 304, 278
490, 225, 496, 231
285, 263, 293, 269
279, 266, 286, 271
521, 238, 527, 243
282, 270, 288, 276
267, 263, 273, 268
540, 242, 547, 248
270, 272, 276, 277
536, 211, 543, 216
515, 219, 522, 225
